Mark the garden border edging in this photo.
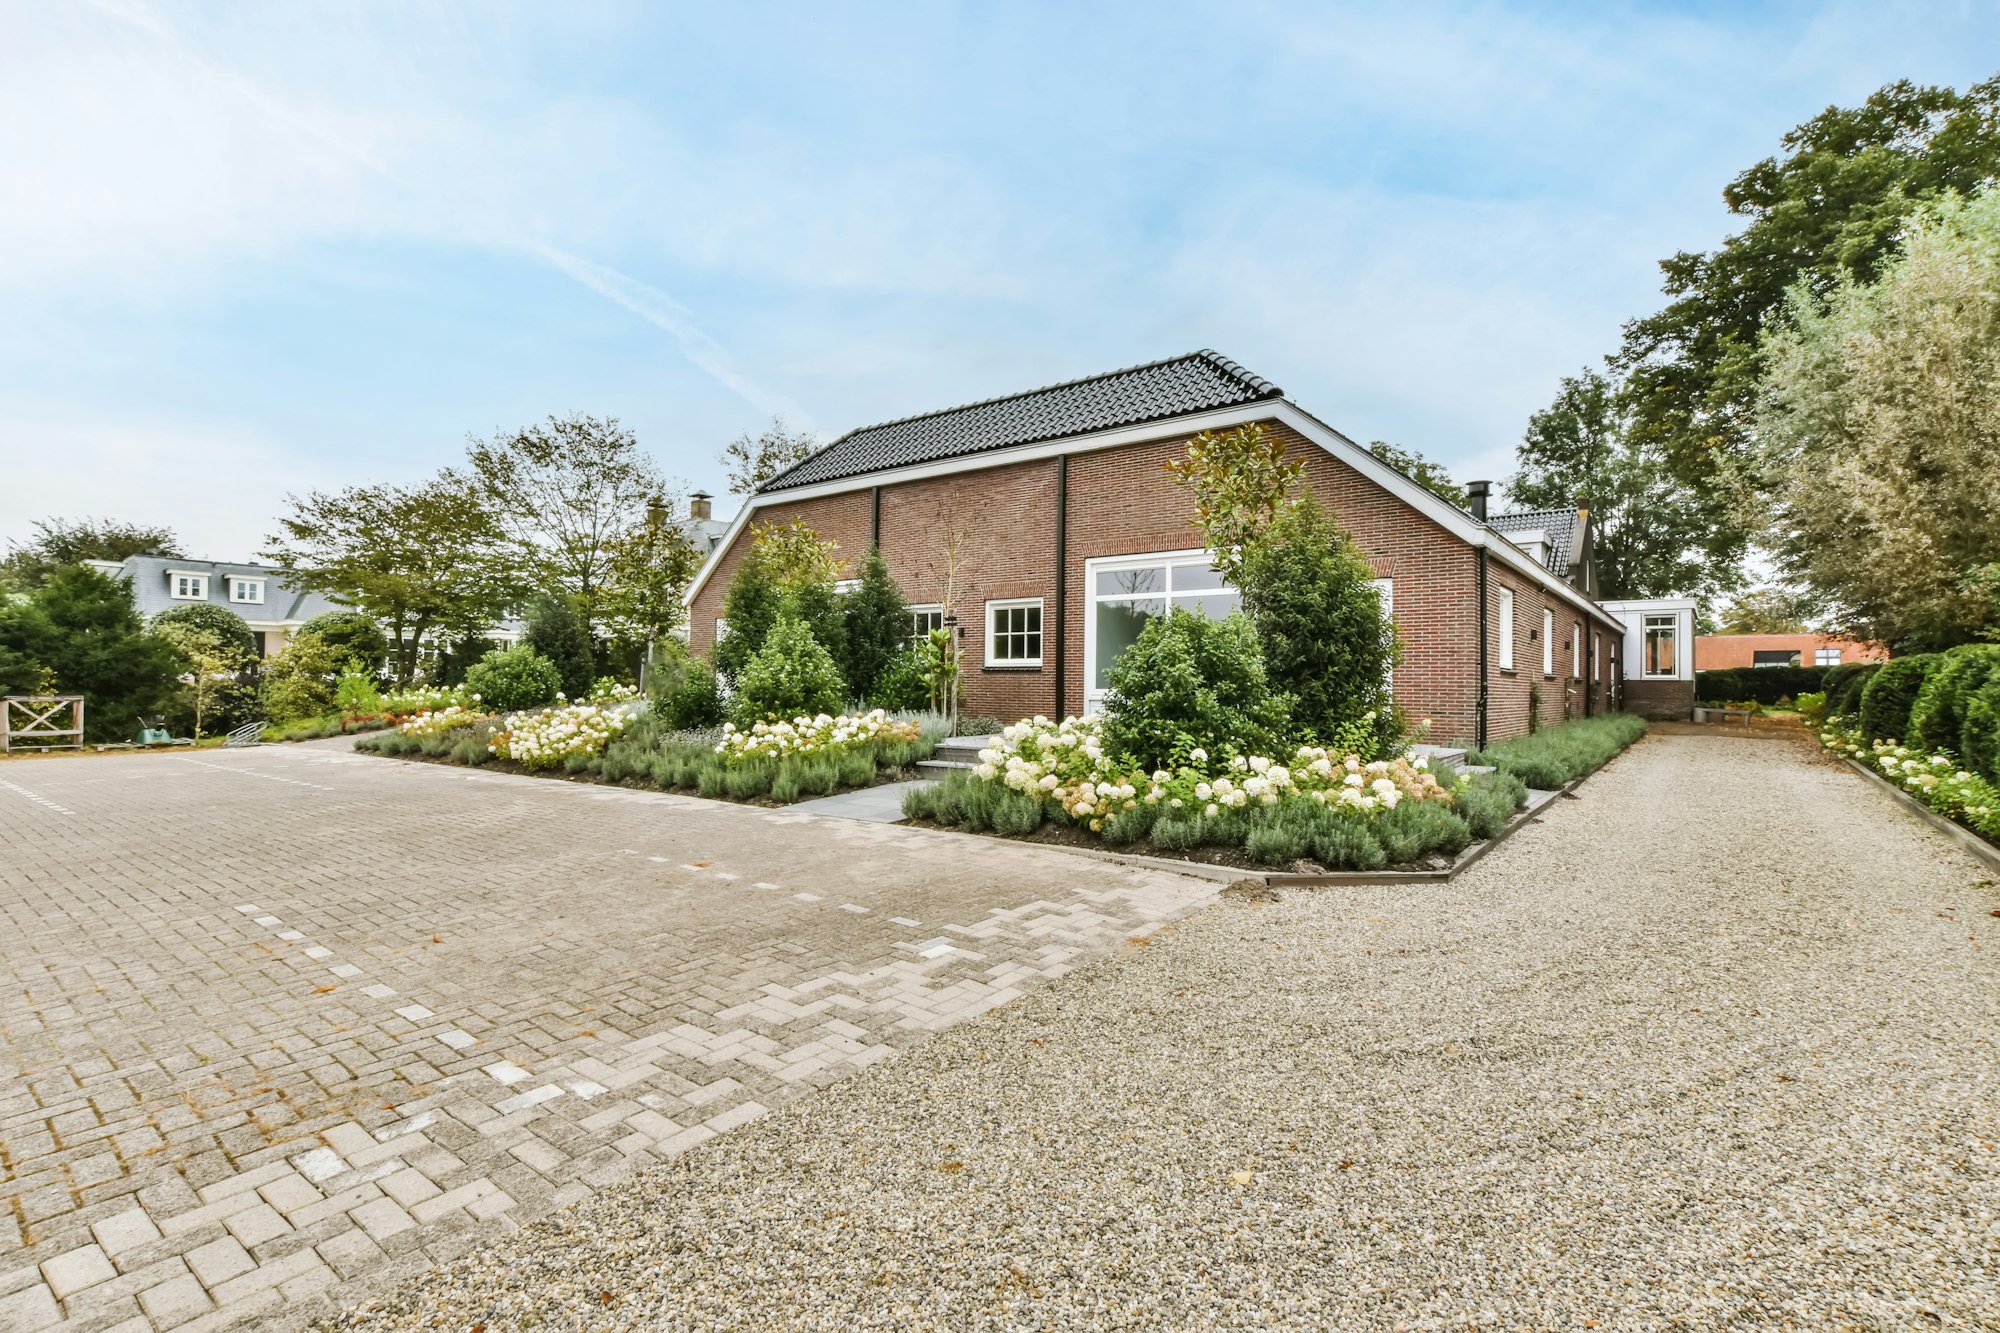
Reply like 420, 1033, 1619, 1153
1841, 757, 2000, 875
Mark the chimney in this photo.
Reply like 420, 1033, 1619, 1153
689, 491, 713, 522
1465, 480, 1490, 522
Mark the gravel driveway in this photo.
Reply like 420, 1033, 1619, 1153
330, 730, 2000, 1329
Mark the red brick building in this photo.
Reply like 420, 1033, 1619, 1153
686, 352, 1635, 746
1695, 633, 1887, 671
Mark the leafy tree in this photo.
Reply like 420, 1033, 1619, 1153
526, 594, 596, 699
1100, 609, 1289, 770
597, 514, 702, 666
1165, 422, 1303, 588
732, 616, 846, 725
466, 413, 668, 610
722, 416, 819, 495
1757, 189, 2000, 651
152, 603, 257, 660
711, 520, 845, 684
712, 558, 785, 686
1716, 587, 1815, 635
1238, 495, 1400, 755
156, 620, 250, 739
841, 548, 912, 703
297, 611, 389, 676
0, 566, 181, 740
1, 517, 182, 590
264, 476, 518, 686
260, 631, 346, 723
1365, 440, 1468, 508
463, 644, 563, 712
1613, 75, 2000, 563
1509, 368, 1719, 599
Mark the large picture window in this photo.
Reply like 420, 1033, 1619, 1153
1643, 613, 1677, 677
985, 599, 1043, 667
1083, 551, 1242, 705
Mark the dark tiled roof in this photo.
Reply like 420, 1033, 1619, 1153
758, 350, 1284, 493
1489, 508, 1583, 573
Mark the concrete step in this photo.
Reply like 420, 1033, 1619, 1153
1410, 743, 1469, 766
914, 758, 975, 779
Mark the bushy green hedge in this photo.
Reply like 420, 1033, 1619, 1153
1823, 662, 1881, 717
903, 765, 1528, 871
1100, 609, 1288, 769
1908, 645, 2000, 755
463, 645, 562, 712
1858, 654, 1937, 743
1694, 665, 1829, 704
1467, 713, 1647, 790
732, 616, 845, 726
1960, 673, 2000, 784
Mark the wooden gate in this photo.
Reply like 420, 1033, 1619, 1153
1, 695, 85, 752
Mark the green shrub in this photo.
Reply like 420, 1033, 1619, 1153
1858, 654, 1937, 743
1239, 494, 1400, 755
1468, 713, 1647, 789
1457, 771, 1527, 839
450, 736, 489, 765
260, 630, 349, 723
335, 671, 382, 717
1374, 799, 1471, 863
1100, 608, 1289, 769
731, 616, 846, 725
654, 659, 724, 729
1245, 818, 1308, 866
1795, 691, 1829, 725
525, 594, 596, 700
1307, 812, 1387, 870
840, 547, 911, 703
1694, 665, 1830, 705
1963, 674, 2000, 783
463, 645, 562, 712
868, 649, 932, 712
1828, 662, 1882, 718
296, 611, 388, 676
1908, 645, 2000, 755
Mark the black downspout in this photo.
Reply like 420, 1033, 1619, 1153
1054, 455, 1068, 720
870, 486, 881, 549
1475, 548, 1489, 750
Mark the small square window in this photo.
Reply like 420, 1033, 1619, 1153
1815, 647, 1841, 667
169, 572, 208, 600
228, 577, 264, 605
985, 599, 1043, 667
909, 604, 944, 645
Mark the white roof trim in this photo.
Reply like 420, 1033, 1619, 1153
683, 397, 1624, 630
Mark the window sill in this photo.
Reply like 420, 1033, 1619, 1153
982, 664, 1043, 673
1498, 667, 1518, 675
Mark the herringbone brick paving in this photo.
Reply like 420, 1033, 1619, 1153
0, 741, 1213, 1331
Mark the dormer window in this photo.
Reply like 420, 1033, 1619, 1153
168, 571, 208, 601
228, 577, 265, 605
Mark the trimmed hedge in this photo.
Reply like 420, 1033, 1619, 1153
1858, 654, 1937, 743
1694, 665, 1829, 705
1466, 713, 1648, 790
1964, 674, 2000, 784
1821, 662, 1877, 717
1908, 645, 2000, 755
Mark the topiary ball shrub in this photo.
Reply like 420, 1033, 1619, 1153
1858, 654, 1937, 743
1100, 608, 1290, 770
463, 645, 563, 713
731, 616, 847, 726
297, 611, 389, 676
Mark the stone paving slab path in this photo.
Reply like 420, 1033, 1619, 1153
0, 740, 1214, 1332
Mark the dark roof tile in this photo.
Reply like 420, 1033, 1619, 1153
1488, 507, 1583, 572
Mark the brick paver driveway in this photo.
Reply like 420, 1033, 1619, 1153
0, 742, 1213, 1332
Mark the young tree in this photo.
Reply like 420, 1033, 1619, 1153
525, 594, 596, 699
1509, 368, 1721, 599
711, 520, 845, 685
1237, 495, 1400, 755
0, 566, 181, 739
260, 631, 347, 723
841, 548, 912, 703
722, 417, 818, 495
1, 517, 182, 590
156, 620, 250, 739
1365, 440, 1468, 508
1716, 587, 1815, 635
264, 476, 519, 685
1757, 189, 2000, 651
466, 414, 668, 610
1164, 422, 1303, 588
598, 513, 703, 677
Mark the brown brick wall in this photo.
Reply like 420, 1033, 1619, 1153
1624, 678, 1694, 720
689, 418, 1613, 743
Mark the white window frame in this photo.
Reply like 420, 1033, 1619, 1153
1815, 647, 1841, 667
227, 576, 265, 605
1375, 578, 1394, 688
984, 598, 1044, 668
1497, 588, 1515, 671
1642, 614, 1677, 678
1081, 549, 1246, 710
167, 571, 209, 601
1571, 623, 1580, 678
1542, 608, 1554, 676
908, 603, 944, 645
832, 578, 861, 595
1594, 633, 1603, 681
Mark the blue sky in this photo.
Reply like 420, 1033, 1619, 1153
4, 1, 1997, 559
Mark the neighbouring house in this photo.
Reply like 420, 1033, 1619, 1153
1695, 632, 1888, 671
685, 350, 1661, 745
86, 555, 348, 659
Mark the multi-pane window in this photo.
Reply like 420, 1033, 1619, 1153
1497, 588, 1515, 670
229, 577, 264, 605
1571, 624, 1580, 677
1087, 553, 1243, 695
986, 599, 1043, 667
1816, 647, 1842, 667
169, 573, 207, 600
909, 604, 944, 644
1542, 609, 1554, 676
1643, 614, 1677, 676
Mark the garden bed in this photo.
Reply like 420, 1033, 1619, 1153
1838, 756, 2000, 874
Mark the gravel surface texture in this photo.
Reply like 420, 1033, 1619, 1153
328, 731, 2000, 1330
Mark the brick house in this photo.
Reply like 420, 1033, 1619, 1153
686, 351, 1639, 746
1695, 632, 1887, 671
